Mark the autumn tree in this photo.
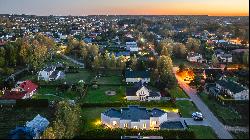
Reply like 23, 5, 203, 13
211, 54, 219, 67
186, 38, 201, 52
41, 127, 56, 139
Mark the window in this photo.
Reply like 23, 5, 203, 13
133, 126, 138, 129
143, 123, 146, 129
112, 121, 117, 126
124, 123, 128, 128
152, 121, 157, 125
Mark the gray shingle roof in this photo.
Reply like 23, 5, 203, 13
103, 106, 166, 122
216, 79, 247, 94
125, 70, 150, 78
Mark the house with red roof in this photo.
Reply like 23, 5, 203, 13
0, 80, 38, 100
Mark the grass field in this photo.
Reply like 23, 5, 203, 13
32, 86, 78, 101
82, 86, 126, 103
169, 87, 189, 98
65, 69, 94, 84
176, 100, 199, 117
80, 107, 109, 133
199, 93, 244, 126
189, 126, 218, 139
96, 76, 122, 85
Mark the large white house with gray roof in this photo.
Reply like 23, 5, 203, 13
101, 106, 168, 130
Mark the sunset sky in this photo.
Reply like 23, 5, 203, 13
0, 0, 249, 16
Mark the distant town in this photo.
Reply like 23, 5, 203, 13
0, 14, 249, 139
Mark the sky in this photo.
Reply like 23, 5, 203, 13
0, 0, 249, 16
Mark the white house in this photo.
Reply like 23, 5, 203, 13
101, 106, 168, 130
187, 52, 203, 62
126, 81, 161, 101
125, 70, 150, 83
216, 79, 249, 100
38, 66, 65, 81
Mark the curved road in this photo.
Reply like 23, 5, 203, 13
173, 67, 233, 139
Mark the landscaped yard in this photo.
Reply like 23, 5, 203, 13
189, 126, 218, 139
169, 87, 189, 98
199, 93, 244, 126
176, 100, 199, 117
32, 86, 78, 101
82, 86, 126, 103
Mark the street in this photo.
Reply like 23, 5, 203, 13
173, 67, 233, 139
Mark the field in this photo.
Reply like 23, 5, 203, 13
32, 86, 78, 101
82, 86, 126, 103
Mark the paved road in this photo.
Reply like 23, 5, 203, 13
173, 67, 233, 139
180, 118, 210, 126
61, 54, 85, 67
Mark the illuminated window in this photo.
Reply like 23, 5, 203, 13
124, 123, 128, 128
133, 126, 138, 129
152, 121, 157, 125
112, 121, 117, 126
143, 123, 146, 128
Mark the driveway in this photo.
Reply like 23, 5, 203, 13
173, 67, 233, 139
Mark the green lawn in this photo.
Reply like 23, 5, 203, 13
32, 86, 78, 101
96, 76, 122, 85
65, 69, 94, 84
199, 93, 243, 126
176, 101, 199, 117
231, 131, 249, 139
82, 86, 126, 103
189, 126, 218, 139
169, 87, 189, 98
80, 107, 109, 132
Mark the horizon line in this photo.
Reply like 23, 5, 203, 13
0, 13, 249, 17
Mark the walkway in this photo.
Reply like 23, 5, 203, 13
173, 67, 233, 139
61, 54, 85, 67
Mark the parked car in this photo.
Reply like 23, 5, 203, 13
192, 112, 203, 121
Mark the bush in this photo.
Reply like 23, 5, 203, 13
77, 128, 195, 139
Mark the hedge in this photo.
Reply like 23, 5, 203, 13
77, 128, 196, 139
15, 99, 49, 108
80, 101, 177, 108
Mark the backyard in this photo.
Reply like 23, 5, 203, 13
32, 86, 79, 101
82, 86, 126, 103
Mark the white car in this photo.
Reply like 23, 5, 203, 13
192, 112, 203, 121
